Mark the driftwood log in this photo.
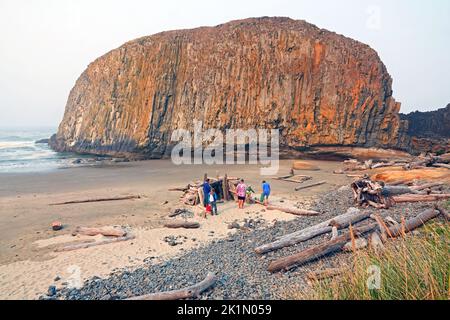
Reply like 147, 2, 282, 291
411, 182, 445, 191
392, 194, 450, 203
266, 205, 319, 216
294, 181, 326, 191
164, 221, 200, 229
126, 272, 217, 300
55, 235, 135, 252
268, 207, 441, 272
386, 208, 440, 237
72, 227, 126, 237
267, 223, 378, 273
50, 195, 141, 206
255, 209, 372, 254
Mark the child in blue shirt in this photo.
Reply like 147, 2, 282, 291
261, 180, 271, 205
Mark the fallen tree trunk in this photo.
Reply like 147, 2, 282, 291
50, 195, 141, 206
164, 221, 200, 229
386, 208, 440, 237
294, 181, 326, 191
268, 223, 377, 273
432, 163, 450, 170
72, 227, 126, 237
411, 182, 445, 191
381, 186, 418, 196
55, 235, 135, 252
126, 272, 217, 300
392, 194, 450, 203
255, 209, 371, 254
266, 205, 319, 216
436, 206, 449, 221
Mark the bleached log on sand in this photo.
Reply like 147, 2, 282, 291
266, 205, 319, 216
55, 235, 135, 252
72, 227, 126, 237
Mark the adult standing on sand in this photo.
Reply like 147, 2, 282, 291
236, 179, 247, 209
203, 178, 211, 207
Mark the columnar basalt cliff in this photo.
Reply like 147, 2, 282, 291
51, 17, 410, 158
400, 104, 450, 154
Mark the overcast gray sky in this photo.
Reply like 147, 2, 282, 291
0, 0, 449, 128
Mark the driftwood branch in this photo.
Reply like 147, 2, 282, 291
294, 181, 326, 191
392, 194, 450, 203
386, 208, 440, 237
50, 195, 141, 206
266, 205, 319, 216
55, 235, 135, 252
126, 272, 217, 300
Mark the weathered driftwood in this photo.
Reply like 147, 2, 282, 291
222, 174, 229, 201
275, 174, 295, 180
72, 227, 126, 237
266, 205, 319, 216
294, 181, 326, 191
55, 235, 135, 252
411, 182, 445, 191
267, 223, 378, 273
382, 186, 418, 196
307, 268, 347, 281
436, 206, 450, 221
169, 186, 189, 192
126, 272, 217, 300
50, 195, 141, 206
343, 237, 368, 252
432, 163, 450, 169
255, 209, 371, 254
164, 221, 200, 229
386, 208, 440, 238
392, 194, 450, 203
369, 232, 385, 253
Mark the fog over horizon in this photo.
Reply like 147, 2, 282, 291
1, 0, 449, 128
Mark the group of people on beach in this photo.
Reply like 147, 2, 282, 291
201, 178, 271, 217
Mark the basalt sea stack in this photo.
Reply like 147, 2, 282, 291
51, 17, 409, 158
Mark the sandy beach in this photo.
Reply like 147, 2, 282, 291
0, 159, 350, 299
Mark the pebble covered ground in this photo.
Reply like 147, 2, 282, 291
44, 187, 446, 300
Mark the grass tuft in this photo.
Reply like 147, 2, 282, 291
301, 221, 449, 300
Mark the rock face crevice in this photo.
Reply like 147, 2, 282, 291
51, 17, 409, 158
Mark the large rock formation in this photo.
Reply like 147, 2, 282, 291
51, 17, 409, 158
400, 104, 450, 154
400, 104, 450, 139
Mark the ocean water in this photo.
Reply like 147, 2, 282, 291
0, 127, 81, 173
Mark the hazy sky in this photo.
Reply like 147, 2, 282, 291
1, 0, 449, 128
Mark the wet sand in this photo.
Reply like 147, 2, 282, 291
0, 159, 350, 299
